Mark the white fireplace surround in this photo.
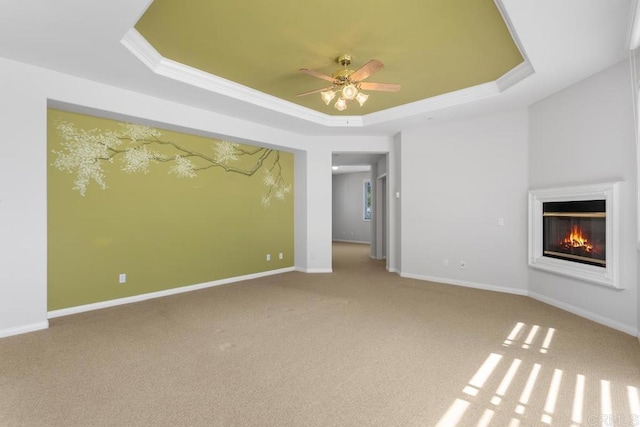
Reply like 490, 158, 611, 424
528, 182, 621, 289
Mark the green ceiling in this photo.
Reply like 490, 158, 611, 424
135, 0, 523, 115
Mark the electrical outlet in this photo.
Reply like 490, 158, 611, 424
266, 254, 271, 261
119, 273, 126, 284
443, 259, 449, 267
460, 261, 466, 269
279, 252, 283, 260
498, 217, 505, 226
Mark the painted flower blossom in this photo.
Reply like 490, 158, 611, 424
52, 119, 289, 207
121, 123, 161, 142
169, 155, 197, 178
52, 121, 122, 195
262, 170, 276, 187
214, 141, 239, 164
122, 145, 160, 174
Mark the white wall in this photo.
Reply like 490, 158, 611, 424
0, 60, 48, 337
372, 155, 389, 260
0, 57, 394, 336
371, 156, 389, 260
3, 53, 636, 339
390, 134, 402, 273
293, 149, 308, 271
370, 161, 379, 258
332, 172, 372, 243
633, 51, 640, 336
0, 57, 317, 336
529, 60, 638, 332
376, 156, 387, 176
400, 110, 530, 294
301, 144, 333, 272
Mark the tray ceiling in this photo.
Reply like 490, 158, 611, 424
134, 0, 524, 116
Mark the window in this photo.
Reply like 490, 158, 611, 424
363, 179, 372, 221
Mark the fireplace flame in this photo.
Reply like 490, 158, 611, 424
562, 225, 593, 253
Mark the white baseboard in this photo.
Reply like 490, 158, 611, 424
400, 272, 529, 296
398, 271, 639, 337
27, 266, 640, 340
528, 291, 639, 337
332, 239, 371, 245
48, 267, 295, 319
0, 321, 49, 339
295, 267, 333, 273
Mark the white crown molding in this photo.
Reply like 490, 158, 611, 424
120, 27, 161, 70
494, 0, 532, 64
628, 0, 640, 50
122, 21, 535, 129
121, 29, 363, 128
496, 61, 535, 92
362, 81, 500, 126
361, 56, 529, 125
493, 0, 535, 92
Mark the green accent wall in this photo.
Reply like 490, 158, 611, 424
47, 109, 294, 311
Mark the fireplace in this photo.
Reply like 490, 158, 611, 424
543, 200, 606, 267
528, 183, 621, 289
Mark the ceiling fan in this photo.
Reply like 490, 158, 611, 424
297, 54, 401, 111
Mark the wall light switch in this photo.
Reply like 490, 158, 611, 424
119, 273, 126, 284
266, 254, 271, 261
279, 252, 283, 260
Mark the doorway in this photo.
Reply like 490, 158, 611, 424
331, 152, 389, 268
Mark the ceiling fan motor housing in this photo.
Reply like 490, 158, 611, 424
332, 69, 353, 83
333, 54, 354, 84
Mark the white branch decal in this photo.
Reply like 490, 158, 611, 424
52, 121, 290, 207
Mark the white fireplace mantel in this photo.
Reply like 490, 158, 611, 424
528, 182, 621, 289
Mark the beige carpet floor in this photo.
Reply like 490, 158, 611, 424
1, 242, 639, 426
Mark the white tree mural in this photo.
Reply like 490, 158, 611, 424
52, 121, 291, 207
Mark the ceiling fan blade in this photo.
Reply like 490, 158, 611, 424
349, 59, 384, 82
358, 82, 401, 92
296, 86, 335, 97
299, 68, 335, 83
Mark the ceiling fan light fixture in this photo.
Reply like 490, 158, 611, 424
341, 84, 358, 101
321, 90, 336, 105
355, 92, 369, 106
334, 98, 347, 111
298, 55, 400, 112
